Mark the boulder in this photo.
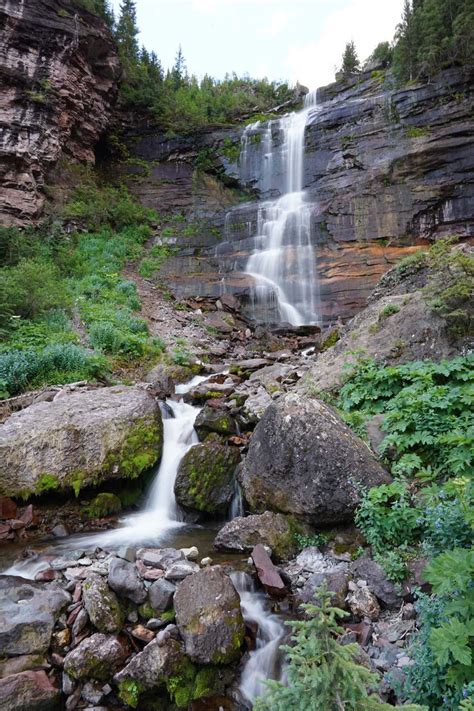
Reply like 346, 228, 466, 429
108, 558, 147, 604
174, 438, 240, 516
194, 407, 237, 439
174, 566, 245, 664
214, 511, 303, 561
114, 637, 184, 705
0, 670, 60, 711
350, 557, 403, 609
82, 574, 124, 633
0, 386, 163, 499
64, 634, 129, 681
239, 393, 390, 525
0, 576, 69, 656
148, 579, 175, 614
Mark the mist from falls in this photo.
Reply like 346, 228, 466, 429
239, 92, 321, 325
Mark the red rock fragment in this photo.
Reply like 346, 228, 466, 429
251, 544, 286, 598
0, 497, 17, 519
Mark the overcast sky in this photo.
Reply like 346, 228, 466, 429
111, 0, 404, 91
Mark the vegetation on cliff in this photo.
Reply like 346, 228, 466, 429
0, 175, 166, 398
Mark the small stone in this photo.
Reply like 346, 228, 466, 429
35, 568, 57, 582
397, 655, 413, 668
108, 558, 147, 604
82, 574, 124, 633
149, 578, 175, 613
131, 624, 155, 643
181, 546, 199, 561
81, 679, 104, 704
164, 561, 199, 581
78, 558, 93, 566
146, 618, 167, 631
53, 628, 72, 649
72, 608, 89, 638
52, 524, 69, 538
402, 603, 416, 620
127, 610, 138, 623
136, 548, 184, 569
200, 557, 212, 567
347, 585, 380, 621
62, 671, 75, 695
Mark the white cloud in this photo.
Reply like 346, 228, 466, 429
284, 0, 402, 90
262, 9, 290, 37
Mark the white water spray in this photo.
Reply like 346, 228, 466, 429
240, 93, 321, 325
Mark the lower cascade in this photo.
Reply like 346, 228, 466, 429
232, 572, 286, 704
237, 93, 321, 325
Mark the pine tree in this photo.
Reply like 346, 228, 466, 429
341, 40, 360, 76
115, 0, 139, 73
171, 45, 187, 90
393, 0, 418, 80
254, 587, 426, 711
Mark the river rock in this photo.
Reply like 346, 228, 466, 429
0, 670, 60, 711
108, 558, 147, 604
64, 634, 129, 681
149, 579, 175, 613
82, 575, 124, 633
174, 566, 245, 664
174, 438, 240, 516
350, 557, 403, 609
251, 544, 286, 597
213, 511, 303, 560
194, 407, 237, 439
239, 392, 390, 525
114, 638, 184, 704
136, 547, 184, 570
0, 576, 70, 656
164, 561, 199, 580
296, 570, 350, 610
0, 386, 163, 499
347, 581, 381, 621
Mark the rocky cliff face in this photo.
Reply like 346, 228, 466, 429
122, 66, 473, 324
0, 0, 120, 226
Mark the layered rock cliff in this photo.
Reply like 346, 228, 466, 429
121, 66, 473, 324
0, 0, 120, 226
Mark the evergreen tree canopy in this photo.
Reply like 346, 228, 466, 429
115, 0, 139, 74
341, 40, 360, 76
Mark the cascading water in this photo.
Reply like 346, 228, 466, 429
239, 93, 321, 325
231, 572, 286, 704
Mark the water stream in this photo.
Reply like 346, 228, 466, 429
239, 93, 321, 325
1, 374, 287, 705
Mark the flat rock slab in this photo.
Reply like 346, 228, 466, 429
0, 576, 70, 656
251, 544, 286, 597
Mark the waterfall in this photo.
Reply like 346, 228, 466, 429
231, 572, 286, 704
238, 93, 321, 325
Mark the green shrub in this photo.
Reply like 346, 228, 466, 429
339, 355, 474, 480
355, 481, 422, 554
1, 258, 71, 322
0, 344, 109, 397
255, 586, 425, 711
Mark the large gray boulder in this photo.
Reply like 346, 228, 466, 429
0, 577, 70, 656
239, 392, 390, 525
174, 438, 240, 516
174, 566, 245, 664
0, 385, 163, 499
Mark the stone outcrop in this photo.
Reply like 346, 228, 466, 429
239, 392, 391, 525
119, 67, 473, 325
0, 385, 163, 499
0, 0, 120, 225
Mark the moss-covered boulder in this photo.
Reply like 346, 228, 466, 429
174, 438, 240, 517
174, 566, 245, 665
194, 407, 237, 440
64, 633, 129, 681
0, 385, 163, 499
82, 574, 124, 633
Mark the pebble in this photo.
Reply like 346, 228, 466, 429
181, 546, 199, 561
200, 557, 212, 566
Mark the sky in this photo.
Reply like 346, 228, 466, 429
111, 0, 404, 91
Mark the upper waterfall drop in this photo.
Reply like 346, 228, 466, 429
239, 91, 321, 326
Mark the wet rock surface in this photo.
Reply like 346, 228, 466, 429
214, 511, 303, 560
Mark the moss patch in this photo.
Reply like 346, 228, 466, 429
83, 492, 122, 518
